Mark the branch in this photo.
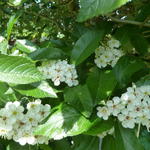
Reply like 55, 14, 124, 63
108, 16, 150, 28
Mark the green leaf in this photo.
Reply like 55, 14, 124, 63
87, 68, 117, 105
85, 118, 114, 136
113, 56, 146, 88
0, 54, 43, 84
64, 84, 93, 118
77, 0, 131, 22
8, 0, 24, 6
13, 81, 57, 98
0, 36, 8, 54
73, 135, 99, 150
16, 39, 38, 53
139, 129, 150, 150
71, 30, 104, 66
129, 30, 149, 55
7, 141, 37, 150
29, 47, 66, 60
40, 144, 53, 150
35, 103, 92, 139
7, 14, 20, 40
115, 122, 144, 150
115, 26, 149, 54
51, 139, 72, 150
102, 135, 116, 150
0, 82, 17, 106
136, 75, 150, 87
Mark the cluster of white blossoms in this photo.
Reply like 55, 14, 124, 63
94, 37, 124, 68
0, 99, 50, 145
38, 60, 79, 87
97, 84, 150, 130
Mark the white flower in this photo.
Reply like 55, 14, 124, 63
107, 38, 121, 48
0, 119, 12, 137
5, 101, 24, 120
27, 99, 41, 112
16, 131, 36, 145
0, 99, 51, 145
39, 60, 79, 87
97, 83, 150, 131
107, 97, 123, 116
94, 37, 124, 68
97, 106, 110, 120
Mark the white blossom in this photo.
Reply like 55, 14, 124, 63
94, 36, 124, 68
97, 84, 150, 130
38, 60, 79, 87
0, 100, 51, 145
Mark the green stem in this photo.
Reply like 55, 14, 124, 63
108, 16, 150, 28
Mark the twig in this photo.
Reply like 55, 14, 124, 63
108, 16, 150, 28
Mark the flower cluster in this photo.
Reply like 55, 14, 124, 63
39, 60, 79, 87
97, 84, 150, 129
0, 99, 50, 145
94, 37, 124, 68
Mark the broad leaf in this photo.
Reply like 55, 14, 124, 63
40, 145, 53, 150
51, 139, 72, 150
8, 0, 24, 6
71, 30, 104, 66
29, 47, 66, 60
87, 68, 117, 105
0, 54, 43, 84
16, 39, 38, 53
77, 0, 131, 22
0, 36, 8, 54
102, 135, 116, 150
7, 14, 20, 40
85, 118, 114, 136
13, 81, 57, 98
35, 103, 92, 139
139, 129, 150, 150
73, 135, 99, 150
64, 84, 93, 118
0, 82, 17, 106
113, 56, 146, 88
7, 141, 37, 150
115, 122, 144, 150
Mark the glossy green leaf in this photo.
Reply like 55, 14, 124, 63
102, 135, 116, 150
139, 129, 150, 150
7, 141, 37, 150
73, 135, 99, 150
35, 103, 92, 139
16, 39, 38, 53
87, 68, 117, 105
13, 81, 57, 98
0, 36, 8, 54
0, 82, 17, 106
113, 56, 146, 88
77, 0, 131, 22
71, 30, 104, 66
51, 139, 72, 150
0, 54, 43, 84
7, 14, 20, 40
85, 119, 114, 136
40, 144, 53, 150
29, 47, 66, 60
8, 0, 24, 6
64, 84, 93, 118
115, 122, 144, 150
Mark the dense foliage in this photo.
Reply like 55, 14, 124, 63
0, 0, 150, 149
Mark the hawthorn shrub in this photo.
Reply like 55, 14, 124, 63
0, 0, 150, 149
